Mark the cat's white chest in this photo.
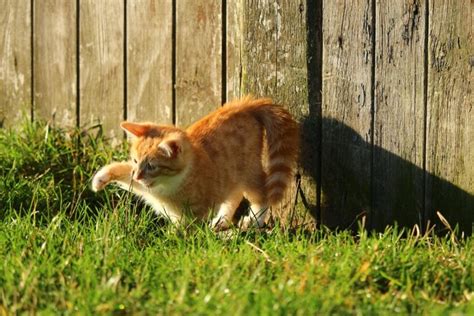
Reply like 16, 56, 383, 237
142, 193, 182, 223
144, 167, 191, 222
151, 166, 190, 196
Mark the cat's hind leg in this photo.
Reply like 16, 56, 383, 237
239, 203, 269, 230
240, 182, 269, 230
210, 191, 243, 231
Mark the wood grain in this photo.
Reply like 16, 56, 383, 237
175, 0, 221, 127
239, 0, 318, 224
276, 0, 308, 115
372, 1, 426, 230
321, 0, 373, 229
0, 0, 31, 127
127, 0, 173, 125
241, 0, 278, 98
238, 0, 286, 220
274, 0, 317, 224
426, 0, 473, 234
226, 0, 243, 101
80, 0, 124, 139
34, 0, 76, 127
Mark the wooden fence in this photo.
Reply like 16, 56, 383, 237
1, 0, 472, 233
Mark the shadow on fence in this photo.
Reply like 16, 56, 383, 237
300, 115, 474, 235
300, 0, 472, 235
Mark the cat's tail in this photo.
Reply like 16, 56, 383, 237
245, 97, 300, 205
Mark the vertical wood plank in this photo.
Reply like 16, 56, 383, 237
242, 0, 309, 125
274, 0, 317, 223
372, 1, 426, 230
34, 0, 76, 127
240, 0, 318, 224
175, 0, 221, 127
238, 0, 282, 220
0, 0, 31, 127
426, 0, 473, 234
241, 0, 277, 98
127, 0, 173, 124
275, 0, 309, 115
322, 0, 373, 229
80, 0, 124, 138
226, 0, 243, 101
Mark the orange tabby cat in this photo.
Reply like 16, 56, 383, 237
92, 96, 299, 230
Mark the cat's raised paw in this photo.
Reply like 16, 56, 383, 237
92, 168, 111, 192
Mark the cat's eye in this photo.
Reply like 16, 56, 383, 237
133, 158, 137, 164
146, 162, 157, 171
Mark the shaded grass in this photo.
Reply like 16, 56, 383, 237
0, 121, 128, 221
0, 122, 473, 315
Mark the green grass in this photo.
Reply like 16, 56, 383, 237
1, 122, 473, 315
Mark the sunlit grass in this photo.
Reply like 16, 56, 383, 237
0, 122, 472, 314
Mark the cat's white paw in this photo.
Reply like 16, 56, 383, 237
238, 216, 252, 231
210, 216, 231, 232
238, 214, 266, 231
92, 168, 111, 192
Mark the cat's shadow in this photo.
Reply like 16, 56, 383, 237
299, 115, 474, 235
300, 0, 472, 235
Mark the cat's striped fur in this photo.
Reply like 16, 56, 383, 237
92, 96, 299, 230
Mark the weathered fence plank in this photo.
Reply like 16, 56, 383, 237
0, 0, 31, 127
226, 0, 243, 101
276, 0, 310, 121
274, 0, 317, 222
240, 0, 287, 220
426, 0, 473, 234
127, 0, 173, 124
240, 0, 318, 223
322, 0, 373, 229
372, 1, 426, 230
175, 0, 221, 127
241, 0, 278, 98
34, 0, 76, 127
80, 0, 124, 138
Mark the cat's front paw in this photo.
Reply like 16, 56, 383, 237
92, 168, 112, 192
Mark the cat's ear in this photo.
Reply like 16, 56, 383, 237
120, 122, 150, 137
158, 138, 181, 159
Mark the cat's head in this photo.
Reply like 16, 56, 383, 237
120, 122, 192, 188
